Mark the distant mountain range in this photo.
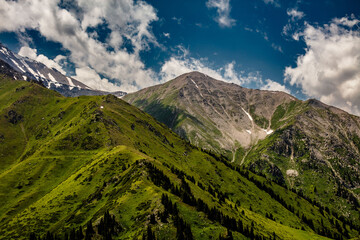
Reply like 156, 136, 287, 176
0, 43, 126, 97
124, 71, 360, 222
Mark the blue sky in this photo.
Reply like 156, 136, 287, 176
0, 0, 360, 114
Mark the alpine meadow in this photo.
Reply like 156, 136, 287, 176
0, 0, 360, 239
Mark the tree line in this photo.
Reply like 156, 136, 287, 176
29, 211, 122, 240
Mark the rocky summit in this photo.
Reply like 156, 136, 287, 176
124, 72, 295, 155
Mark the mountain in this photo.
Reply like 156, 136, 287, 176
124, 71, 297, 158
124, 71, 360, 224
1, 73, 358, 239
0, 43, 126, 97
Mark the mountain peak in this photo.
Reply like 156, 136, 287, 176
172, 71, 213, 85
170, 71, 236, 92
306, 98, 348, 115
125, 72, 297, 150
180, 71, 208, 78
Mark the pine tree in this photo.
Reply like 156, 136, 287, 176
145, 225, 155, 240
45, 231, 54, 240
29, 233, 37, 240
76, 226, 84, 240
69, 228, 76, 240
227, 229, 233, 240
150, 214, 156, 224
85, 220, 95, 240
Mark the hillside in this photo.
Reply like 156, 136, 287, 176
1, 74, 358, 239
123, 71, 360, 226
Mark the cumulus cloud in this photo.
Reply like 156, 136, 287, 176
287, 9, 305, 21
0, 0, 159, 91
263, 0, 280, 8
261, 79, 290, 93
284, 16, 360, 115
333, 16, 359, 27
18, 46, 66, 74
71, 66, 133, 92
206, 0, 236, 28
283, 8, 305, 37
160, 48, 262, 87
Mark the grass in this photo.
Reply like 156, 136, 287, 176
0, 75, 358, 239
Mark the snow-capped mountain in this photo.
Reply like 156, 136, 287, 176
0, 43, 126, 97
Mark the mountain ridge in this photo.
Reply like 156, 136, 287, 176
2, 74, 358, 239
0, 43, 127, 98
124, 71, 360, 224
124, 71, 298, 153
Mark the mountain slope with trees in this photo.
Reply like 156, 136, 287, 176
124, 71, 360, 227
1, 74, 358, 239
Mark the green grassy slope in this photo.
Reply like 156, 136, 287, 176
244, 100, 360, 225
0, 75, 358, 239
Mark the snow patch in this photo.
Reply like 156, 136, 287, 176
37, 70, 45, 79
48, 73, 56, 82
241, 107, 253, 122
0, 47, 10, 56
246, 130, 252, 134
21, 60, 38, 77
286, 169, 299, 177
22, 75, 27, 80
10, 59, 25, 72
48, 73, 61, 87
66, 77, 75, 87
262, 129, 274, 135
190, 78, 199, 89
190, 78, 204, 98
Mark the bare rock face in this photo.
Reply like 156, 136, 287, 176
124, 71, 295, 154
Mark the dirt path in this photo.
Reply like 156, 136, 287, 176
240, 148, 250, 165
231, 150, 236, 163
20, 123, 27, 141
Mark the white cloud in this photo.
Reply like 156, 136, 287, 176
284, 17, 360, 115
163, 33, 170, 38
18, 46, 66, 74
0, 0, 159, 91
271, 43, 283, 53
72, 66, 130, 92
206, 0, 236, 28
160, 48, 262, 87
282, 23, 292, 37
333, 15, 359, 27
263, 0, 280, 8
172, 16, 182, 25
261, 79, 290, 93
287, 9, 305, 21
283, 8, 305, 38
